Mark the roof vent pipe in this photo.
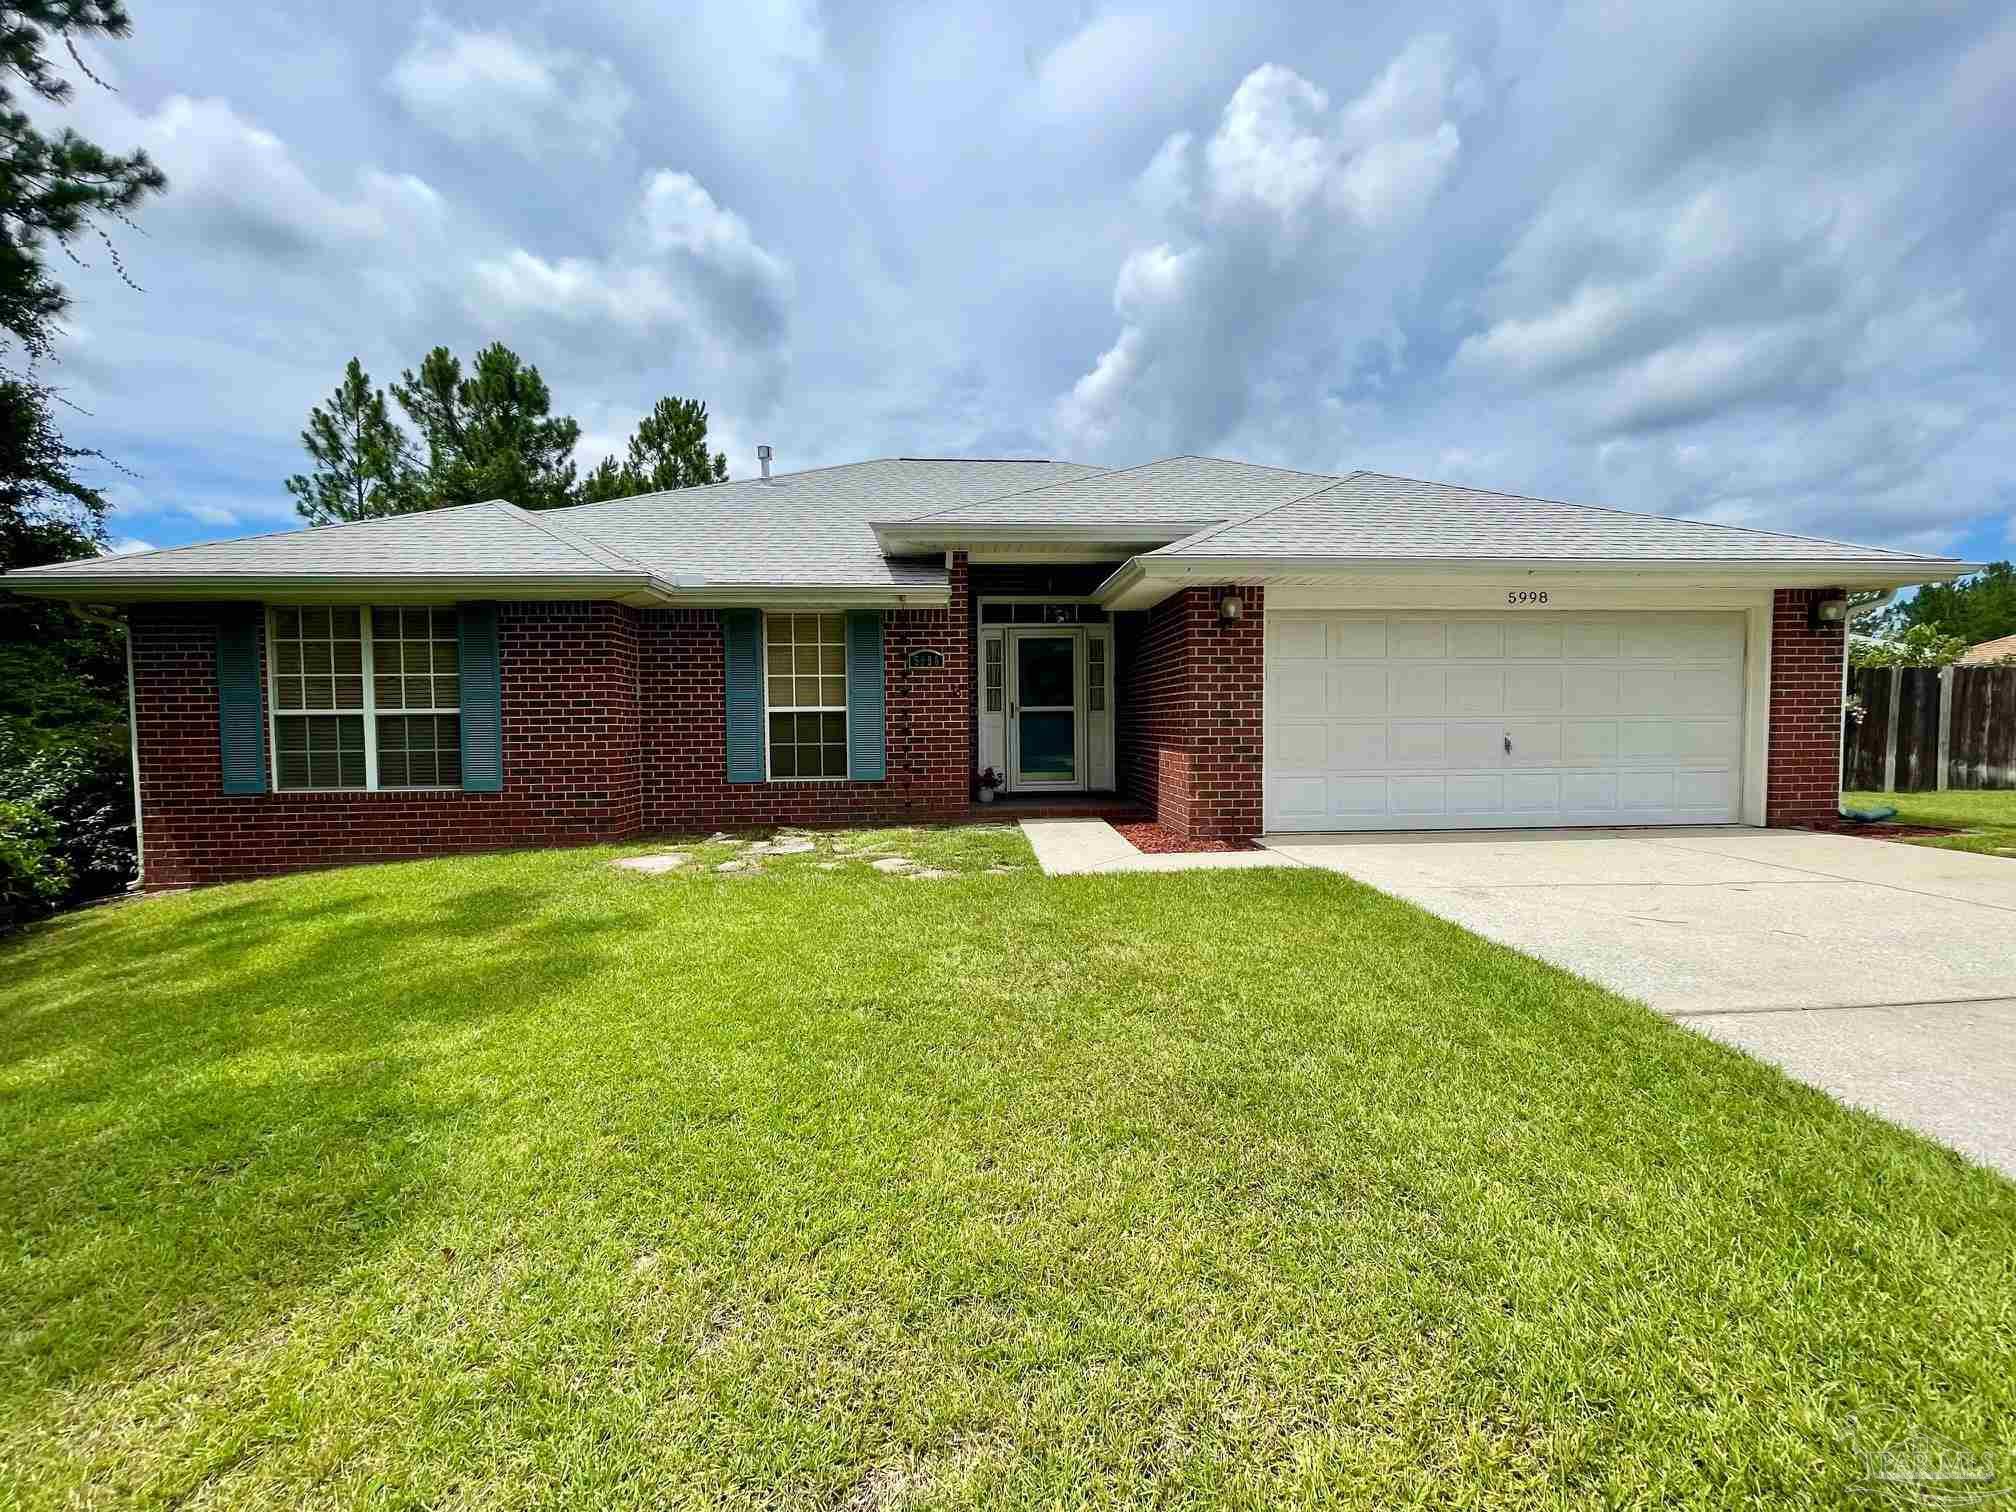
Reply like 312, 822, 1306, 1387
757, 444, 773, 482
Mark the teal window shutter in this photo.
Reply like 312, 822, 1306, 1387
216, 605, 267, 795
458, 602, 503, 792
846, 610, 886, 781
721, 609, 766, 782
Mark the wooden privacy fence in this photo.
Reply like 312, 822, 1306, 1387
1843, 665, 2016, 791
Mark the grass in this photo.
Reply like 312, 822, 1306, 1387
1842, 787, 2016, 857
2, 826, 2012, 1509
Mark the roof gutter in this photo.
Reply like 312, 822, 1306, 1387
1093, 555, 1980, 609
1, 571, 696, 603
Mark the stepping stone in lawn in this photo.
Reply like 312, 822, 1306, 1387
905, 868, 955, 880
870, 857, 916, 874
753, 837, 816, 856
613, 853, 690, 874
715, 859, 754, 873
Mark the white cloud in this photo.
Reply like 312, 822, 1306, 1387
469, 171, 793, 389
1056, 36, 1476, 455
107, 538, 157, 555
388, 17, 632, 159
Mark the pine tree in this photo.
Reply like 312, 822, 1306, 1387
577, 395, 728, 502
284, 358, 415, 525
390, 343, 580, 511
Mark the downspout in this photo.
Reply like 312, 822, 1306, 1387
1839, 589, 1899, 818
73, 604, 142, 888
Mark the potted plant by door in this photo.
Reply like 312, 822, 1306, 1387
976, 767, 1002, 803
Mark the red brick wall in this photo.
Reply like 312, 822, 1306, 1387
130, 569, 975, 887
1117, 586, 1264, 840
638, 554, 971, 830
131, 601, 650, 887
1766, 586, 1848, 826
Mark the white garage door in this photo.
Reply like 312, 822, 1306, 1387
1265, 612, 1747, 832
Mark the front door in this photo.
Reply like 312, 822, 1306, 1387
1008, 628, 1081, 789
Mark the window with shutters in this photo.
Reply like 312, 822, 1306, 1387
762, 612, 848, 780
268, 606, 461, 791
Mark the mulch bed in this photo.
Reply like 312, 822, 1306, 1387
1798, 820, 1959, 839
1110, 821, 1261, 855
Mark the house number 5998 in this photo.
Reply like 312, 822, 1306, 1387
1507, 590, 1550, 605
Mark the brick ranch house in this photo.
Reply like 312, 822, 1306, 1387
5, 456, 1970, 887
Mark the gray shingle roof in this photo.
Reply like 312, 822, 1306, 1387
1153, 471, 1958, 564
902, 455, 1334, 524
553, 458, 1109, 586
10, 500, 651, 582
2, 457, 1963, 599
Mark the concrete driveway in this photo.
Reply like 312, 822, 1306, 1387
1261, 827, 2016, 1175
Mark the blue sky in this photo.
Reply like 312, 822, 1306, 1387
30, 0, 2016, 567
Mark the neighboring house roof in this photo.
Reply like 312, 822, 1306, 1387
1960, 632, 2016, 664
2, 454, 1974, 606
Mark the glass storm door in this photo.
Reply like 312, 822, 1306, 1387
1009, 629, 1080, 788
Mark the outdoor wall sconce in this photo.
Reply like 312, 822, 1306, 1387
1809, 596, 1850, 631
1219, 593, 1245, 624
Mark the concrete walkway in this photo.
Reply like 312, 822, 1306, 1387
1263, 827, 2016, 1176
1020, 819, 1301, 876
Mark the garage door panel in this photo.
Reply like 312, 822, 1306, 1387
1620, 770, 1676, 809
1272, 722, 1327, 771
1274, 662, 1329, 717
1390, 667, 1447, 713
1273, 775, 1328, 817
1672, 665, 1742, 714
1388, 620, 1447, 658
1332, 619, 1388, 658
1505, 665, 1563, 712
1446, 666, 1504, 713
1328, 663, 1386, 714
1447, 773, 1502, 811
1504, 721, 1562, 764
1505, 621, 1563, 658
1504, 774, 1561, 812
1448, 621, 1503, 658
1388, 776, 1447, 814
1265, 612, 1746, 832
1274, 618, 1328, 659
1446, 722, 1503, 768
1327, 722, 1388, 767
1674, 719, 1739, 759
1389, 722, 1447, 766
1563, 666, 1622, 713
1561, 621, 1620, 658
1676, 769, 1737, 809
1563, 721, 1619, 763
1562, 772, 1618, 809
1619, 722, 1676, 760
1328, 776, 1390, 815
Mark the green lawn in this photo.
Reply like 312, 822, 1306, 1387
2, 828, 2012, 1509
1842, 787, 2016, 857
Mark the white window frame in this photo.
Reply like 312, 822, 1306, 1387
761, 610, 850, 783
265, 605, 463, 793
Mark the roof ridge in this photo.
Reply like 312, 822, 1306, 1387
1349, 471, 1957, 562
17, 497, 518, 575
1169, 452, 1350, 483
901, 456, 1177, 523
549, 456, 969, 519
501, 502, 655, 577
1150, 470, 1371, 555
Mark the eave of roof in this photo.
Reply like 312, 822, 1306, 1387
1093, 553, 1981, 610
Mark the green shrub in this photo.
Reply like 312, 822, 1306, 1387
0, 797, 68, 931
0, 727, 135, 918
